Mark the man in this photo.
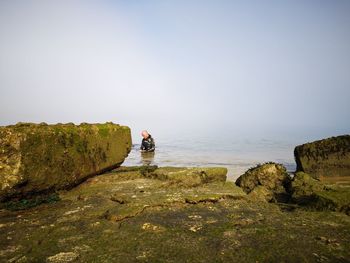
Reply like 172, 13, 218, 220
140, 130, 155, 152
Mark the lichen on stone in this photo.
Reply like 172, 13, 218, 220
0, 122, 132, 201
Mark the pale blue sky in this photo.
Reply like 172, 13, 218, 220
0, 0, 349, 141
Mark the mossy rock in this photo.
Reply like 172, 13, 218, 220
235, 163, 291, 202
146, 167, 227, 187
294, 135, 350, 178
247, 186, 274, 202
290, 172, 350, 214
0, 122, 131, 201
108, 166, 227, 187
289, 172, 325, 198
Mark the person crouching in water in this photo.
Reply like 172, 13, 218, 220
140, 130, 155, 152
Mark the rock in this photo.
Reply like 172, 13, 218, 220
235, 163, 291, 202
289, 172, 350, 214
288, 172, 325, 202
141, 222, 165, 232
146, 167, 227, 187
294, 135, 350, 178
248, 186, 274, 202
46, 252, 79, 262
0, 122, 131, 201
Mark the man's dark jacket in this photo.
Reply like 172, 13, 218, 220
140, 135, 155, 152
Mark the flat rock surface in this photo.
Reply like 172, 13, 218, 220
0, 167, 350, 262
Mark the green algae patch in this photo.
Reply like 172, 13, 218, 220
0, 166, 350, 262
0, 122, 132, 201
0, 193, 60, 211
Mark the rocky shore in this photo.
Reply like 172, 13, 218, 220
0, 124, 349, 262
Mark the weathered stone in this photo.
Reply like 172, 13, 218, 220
289, 172, 350, 214
0, 122, 131, 201
146, 167, 227, 187
289, 172, 325, 201
46, 251, 79, 262
111, 166, 227, 187
235, 163, 291, 202
248, 186, 274, 202
294, 135, 350, 178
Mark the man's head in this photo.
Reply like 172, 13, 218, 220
141, 130, 149, 139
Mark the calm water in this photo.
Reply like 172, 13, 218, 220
123, 135, 298, 182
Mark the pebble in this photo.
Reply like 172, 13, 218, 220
188, 215, 202, 219
63, 209, 80, 216
90, 221, 101, 227
142, 222, 162, 231
46, 252, 79, 262
189, 225, 202, 232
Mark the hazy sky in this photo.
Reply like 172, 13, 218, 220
1, 0, 349, 141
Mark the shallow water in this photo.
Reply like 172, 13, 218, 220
123, 136, 298, 182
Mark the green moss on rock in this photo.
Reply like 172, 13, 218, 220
235, 162, 291, 202
294, 135, 350, 178
0, 122, 131, 201
0, 193, 60, 211
111, 166, 227, 187
290, 172, 350, 214
146, 167, 228, 187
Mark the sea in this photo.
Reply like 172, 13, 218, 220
123, 134, 301, 182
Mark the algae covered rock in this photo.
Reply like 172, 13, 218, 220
247, 186, 274, 202
235, 163, 291, 202
109, 166, 227, 187
0, 122, 131, 201
290, 172, 350, 214
146, 166, 227, 187
289, 172, 326, 202
294, 135, 350, 178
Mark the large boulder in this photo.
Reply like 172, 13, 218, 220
0, 122, 131, 201
235, 163, 291, 202
294, 135, 350, 178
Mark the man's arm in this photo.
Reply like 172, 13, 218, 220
140, 139, 145, 150
148, 138, 155, 151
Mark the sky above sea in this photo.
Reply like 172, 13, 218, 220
0, 0, 349, 151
